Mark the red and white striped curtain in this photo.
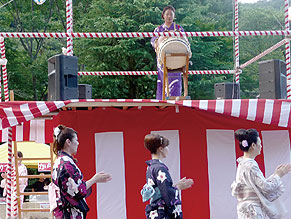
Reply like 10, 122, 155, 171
55, 106, 291, 219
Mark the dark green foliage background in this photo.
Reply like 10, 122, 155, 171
0, 0, 286, 100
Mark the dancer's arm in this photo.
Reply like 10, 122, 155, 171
154, 166, 178, 207
86, 171, 112, 189
175, 177, 194, 190
247, 163, 287, 201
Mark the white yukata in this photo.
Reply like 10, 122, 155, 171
231, 157, 285, 219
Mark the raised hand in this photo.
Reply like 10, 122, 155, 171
94, 171, 112, 183
175, 177, 194, 190
275, 163, 291, 178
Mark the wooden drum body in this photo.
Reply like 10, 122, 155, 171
157, 37, 192, 70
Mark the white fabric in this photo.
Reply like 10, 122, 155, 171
231, 157, 284, 219
30, 120, 45, 143
206, 129, 237, 219
95, 132, 127, 219
278, 102, 291, 127
1, 128, 8, 142
262, 100, 274, 125
19, 103, 34, 121
15, 125, 23, 142
215, 99, 225, 114
262, 130, 291, 218
231, 99, 241, 117
0, 121, 46, 143
4, 107, 18, 127
18, 163, 28, 187
247, 99, 258, 121
48, 182, 60, 212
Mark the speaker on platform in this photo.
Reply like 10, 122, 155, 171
78, 84, 92, 99
259, 59, 286, 99
48, 55, 78, 101
214, 82, 240, 99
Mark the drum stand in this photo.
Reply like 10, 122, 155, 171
162, 52, 190, 100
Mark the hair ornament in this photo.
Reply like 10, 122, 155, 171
54, 127, 61, 138
242, 140, 248, 147
160, 137, 163, 145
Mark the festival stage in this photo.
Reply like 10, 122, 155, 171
1, 98, 291, 218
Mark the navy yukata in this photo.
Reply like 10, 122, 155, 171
144, 159, 182, 219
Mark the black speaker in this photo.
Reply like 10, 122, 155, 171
259, 59, 286, 99
78, 84, 92, 99
214, 82, 240, 99
48, 55, 78, 101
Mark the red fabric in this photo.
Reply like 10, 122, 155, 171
1, 99, 291, 130
53, 106, 288, 219
0, 99, 290, 217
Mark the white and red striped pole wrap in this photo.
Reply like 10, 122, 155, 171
11, 167, 17, 218
240, 39, 286, 69
66, 0, 73, 56
0, 37, 8, 101
6, 127, 13, 218
1, 38, 12, 217
0, 31, 291, 39
234, 0, 240, 83
78, 70, 236, 76
0, 37, 3, 102
285, 0, 291, 99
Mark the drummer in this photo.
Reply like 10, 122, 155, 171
151, 5, 185, 99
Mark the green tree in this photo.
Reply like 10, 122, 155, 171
74, 0, 235, 99
74, 0, 171, 99
239, 1, 285, 98
1, 0, 284, 101
0, 0, 66, 100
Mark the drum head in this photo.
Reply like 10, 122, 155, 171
158, 38, 192, 70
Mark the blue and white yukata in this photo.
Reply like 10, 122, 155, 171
142, 159, 182, 219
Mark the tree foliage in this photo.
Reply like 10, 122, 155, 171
239, 0, 285, 98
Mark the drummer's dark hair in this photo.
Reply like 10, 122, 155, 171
162, 5, 175, 19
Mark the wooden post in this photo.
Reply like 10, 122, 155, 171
162, 54, 168, 100
10, 90, 14, 101
50, 143, 54, 174
184, 54, 189, 97
162, 53, 190, 100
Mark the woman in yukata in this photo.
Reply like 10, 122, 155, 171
51, 125, 112, 219
4, 151, 28, 216
142, 134, 194, 219
1, 152, 27, 217
151, 5, 185, 99
231, 129, 291, 219
14, 151, 28, 209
